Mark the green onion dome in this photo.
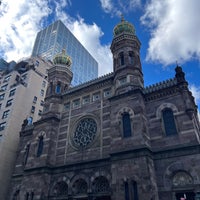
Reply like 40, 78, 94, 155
113, 16, 135, 37
53, 49, 72, 67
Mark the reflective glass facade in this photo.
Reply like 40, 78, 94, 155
32, 20, 98, 86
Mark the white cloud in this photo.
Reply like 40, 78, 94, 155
68, 18, 112, 76
100, 0, 141, 17
141, 0, 200, 65
189, 84, 200, 105
189, 84, 200, 121
0, 0, 112, 76
0, 0, 51, 62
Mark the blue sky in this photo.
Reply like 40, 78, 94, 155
0, 0, 200, 114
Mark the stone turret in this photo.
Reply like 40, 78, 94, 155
110, 16, 143, 94
43, 49, 73, 118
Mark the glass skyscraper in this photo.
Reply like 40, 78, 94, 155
32, 20, 98, 86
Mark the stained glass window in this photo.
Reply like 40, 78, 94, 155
162, 108, 177, 136
122, 113, 132, 137
73, 118, 97, 148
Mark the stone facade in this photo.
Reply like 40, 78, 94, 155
8, 18, 200, 200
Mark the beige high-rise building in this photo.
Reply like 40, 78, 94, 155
0, 56, 53, 198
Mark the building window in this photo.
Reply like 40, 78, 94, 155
119, 52, 124, 65
103, 88, 112, 98
37, 136, 44, 157
132, 181, 138, 200
38, 110, 42, 116
40, 89, 44, 96
23, 144, 30, 166
35, 60, 39, 66
0, 122, 6, 131
82, 95, 90, 104
162, 108, 177, 136
124, 182, 130, 200
33, 96, 37, 103
22, 74, 27, 80
128, 51, 134, 64
25, 192, 29, 200
9, 89, 16, 97
31, 106, 35, 113
122, 113, 132, 137
64, 102, 70, 110
1, 84, 8, 91
53, 181, 68, 196
0, 93, 5, 101
3, 75, 11, 82
42, 80, 46, 87
73, 99, 80, 108
6, 99, 13, 107
119, 77, 127, 85
40, 100, 44, 106
2, 110, 10, 119
55, 82, 61, 94
93, 92, 100, 101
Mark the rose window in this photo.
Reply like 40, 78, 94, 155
73, 118, 97, 148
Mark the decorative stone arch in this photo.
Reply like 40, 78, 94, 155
117, 107, 135, 122
117, 107, 135, 137
156, 103, 178, 119
91, 170, 111, 183
172, 171, 193, 187
36, 131, 46, 139
163, 161, 199, 191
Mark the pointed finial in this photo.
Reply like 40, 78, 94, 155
121, 14, 125, 22
62, 49, 66, 54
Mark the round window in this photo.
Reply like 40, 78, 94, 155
73, 118, 97, 148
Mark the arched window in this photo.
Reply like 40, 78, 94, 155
124, 182, 130, 200
23, 144, 30, 166
55, 82, 61, 94
92, 176, 110, 194
72, 179, 88, 195
122, 113, 132, 137
128, 51, 134, 64
37, 136, 44, 157
53, 181, 68, 196
162, 108, 177, 136
119, 52, 124, 66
